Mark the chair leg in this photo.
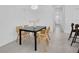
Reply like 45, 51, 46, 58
74, 35, 77, 43
46, 38, 49, 45
48, 34, 50, 40
68, 31, 73, 40
16, 35, 19, 42
71, 34, 77, 46
71, 38, 74, 46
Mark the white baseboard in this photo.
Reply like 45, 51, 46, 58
0, 39, 16, 47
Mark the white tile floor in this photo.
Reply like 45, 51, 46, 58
0, 27, 79, 53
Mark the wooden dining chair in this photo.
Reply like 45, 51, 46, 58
16, 26, 30, 42
37, 26, 50, 45
71, 24, 79, 46
68, 23, 76, 40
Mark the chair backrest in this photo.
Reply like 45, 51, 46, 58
75, 24, 79, 28
40, 29, 46, 34
75, 24, 79, 31
16, 26, 22, 34
39, 26, 50, 35
71, 23, 74, 30
74, 24, 79, 35
46, 26, 50, 34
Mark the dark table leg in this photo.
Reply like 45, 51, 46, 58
34, 32, 37, 51
19, 29, 22, 45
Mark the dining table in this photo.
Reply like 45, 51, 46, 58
19, 26, 46, 51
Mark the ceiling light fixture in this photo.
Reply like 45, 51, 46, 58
31, 5, 38, 10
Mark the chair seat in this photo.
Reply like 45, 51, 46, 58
16, 25, 30, 42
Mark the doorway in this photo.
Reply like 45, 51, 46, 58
53, 5, 65, 33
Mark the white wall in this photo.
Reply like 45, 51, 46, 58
0, 6, 25, 47
25, 5, 54, 31
64, 5, 79, 33
0, 5, 54, 47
